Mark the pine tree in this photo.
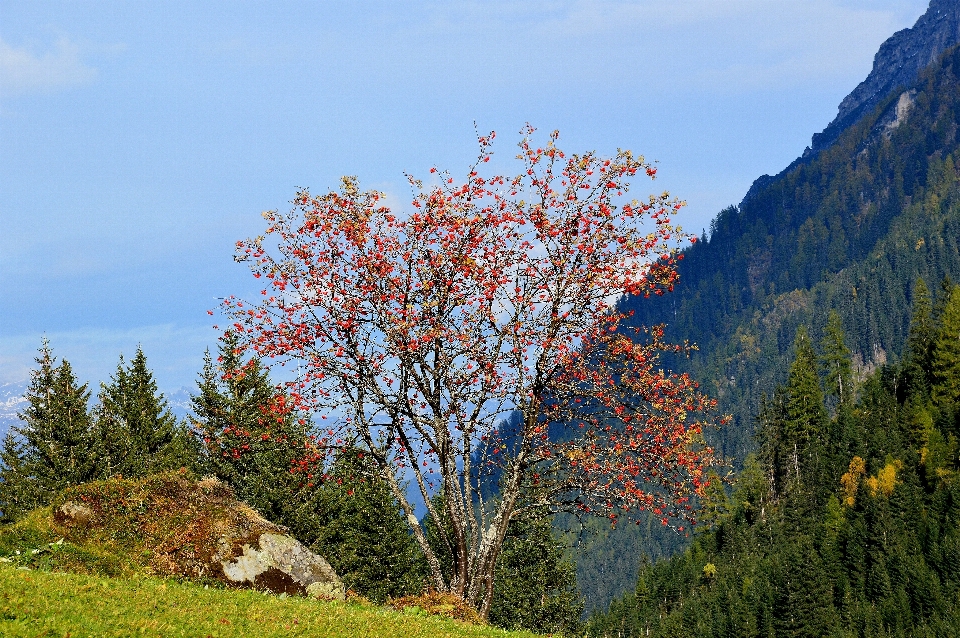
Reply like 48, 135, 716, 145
191, 333, 314, 527
904, 278, 936, 398
309, 449, 427, 602
0, 341, 96, 521
93, 347, 196, 478
731, 453, 769, 525
932, 285, 960, 406
488, 518, 584, 636
0, 434, 32, 522
787, 327, 828, 446
820, 310, 853, 407
784, 327, 828, 493
756, 388, 791, 501
933, 275, 955, 323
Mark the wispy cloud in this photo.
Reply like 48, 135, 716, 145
345, 0, 924, 94
0, 36, 97, 96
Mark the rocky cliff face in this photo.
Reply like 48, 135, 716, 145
810, 0, 960, 153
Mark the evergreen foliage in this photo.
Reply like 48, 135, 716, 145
575, 38, 960, 614
932, 284, 960, 405
487, 518, 583, 636
93, 348, 197, 478
821, 310, 853, 407
307, 449, 426, 603
191, 333, 313, 526
785, 327, 827, 452
587, 295, 960, 637
904, 278, 936, 397
0, 343, 97, 522
190, 335, 425, 603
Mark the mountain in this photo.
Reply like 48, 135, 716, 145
0, 381, 28, 440
572, 0, 960, 613
164, 386, 194, 421
810, 0, 960, 154
622, 6, 960, 466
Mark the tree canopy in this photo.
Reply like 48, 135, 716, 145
222, 127, 718, 613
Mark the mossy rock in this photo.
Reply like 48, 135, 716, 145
0, 471, 344, 599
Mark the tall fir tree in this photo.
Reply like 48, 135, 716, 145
0, 342, 96, 521
93, 347, 197, 478
488, 518, 584, 636
820, 310, 853, 407
784, 327, 828, 499
190, 332, 315, 527
786, 327, 828, 448
756, 387, 791, 501
904, 278, 936, 398
932, 284, 960, 406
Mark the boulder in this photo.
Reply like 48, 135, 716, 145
54, 501, 93, 527
220, 532, 344, 599
46, 472, 344, 599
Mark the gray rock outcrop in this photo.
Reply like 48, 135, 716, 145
220, 532, 345, 600
47, 473, 345, 600
811, 0, 960, 153
55, 501, 94, 527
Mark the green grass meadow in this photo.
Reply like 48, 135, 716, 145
0, 564, 537, 638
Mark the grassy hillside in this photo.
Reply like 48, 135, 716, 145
0, 563, 536, 638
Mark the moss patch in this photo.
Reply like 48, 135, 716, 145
0, 471, 283, 584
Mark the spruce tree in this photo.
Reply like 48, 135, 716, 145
820, 310, 853, 407
932, 284, 960, 406
191, 333, 314, 526
756, 388, 791, 501
0, 434, 32, 522
785, 327, 828, 490
488, 518, 584, 635
309, 449, 426, 602
904, 278, 936, 397
93, 347, 196, 478
0, 342, 96, 521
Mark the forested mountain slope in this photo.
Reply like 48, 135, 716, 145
811, 0, 960, 153
570, 3, 960, 613
624, 40, 960, 465
588, 287, 960, 636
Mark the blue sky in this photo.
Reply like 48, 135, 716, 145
0, 0, 931, 394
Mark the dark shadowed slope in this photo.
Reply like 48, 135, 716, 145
623, 37, 960, 465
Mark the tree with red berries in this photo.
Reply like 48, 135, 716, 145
223, 127, 717, 615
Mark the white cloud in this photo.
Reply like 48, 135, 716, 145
0, 36, 97, 96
